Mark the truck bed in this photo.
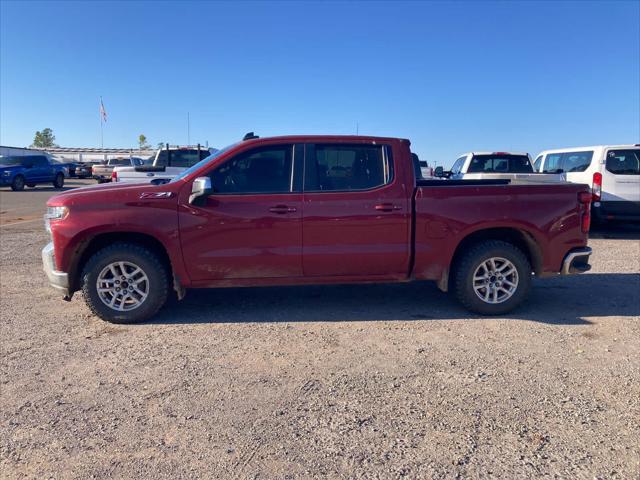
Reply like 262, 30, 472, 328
411, 181, 589, 285
459, 172, 566, 184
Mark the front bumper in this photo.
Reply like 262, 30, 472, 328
42, 242, 70, 295
561, 247, 592, 275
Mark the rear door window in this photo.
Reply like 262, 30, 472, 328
31, 156, 48, 167
561, 151, 593, 172
468, 155, 532, 173
543, 153, 563, 173
543, 151, 594, 173
606, 149, 640, 175
304, 144, 392, 192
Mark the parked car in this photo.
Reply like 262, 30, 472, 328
534, 145, 640, 223
55, 161, 77, 177
42, 134, 593, 324
112, 145, 213, 184
75, 162, 99, 179
436, 152, 565, 184
92, 157, 144, 183
0, 155, 66, 191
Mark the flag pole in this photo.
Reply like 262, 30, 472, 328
100, 96, 104, 149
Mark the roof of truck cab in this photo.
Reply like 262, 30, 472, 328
241, 135, 411, 144
537, 144, 640, 155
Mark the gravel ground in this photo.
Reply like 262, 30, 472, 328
1, 185, 639, 479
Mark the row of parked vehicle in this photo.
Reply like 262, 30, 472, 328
56, 145, 214, 184
430, 145, 640, 222
2, 142, 638, 223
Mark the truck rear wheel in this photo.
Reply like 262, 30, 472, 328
53, 173, 64, 189
81, 243, 169, 323
453, 240, 531, 315
11, 175, 25, 191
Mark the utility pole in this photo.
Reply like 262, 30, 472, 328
187, 112, 191, 145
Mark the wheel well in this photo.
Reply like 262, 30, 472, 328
69, 232, 173, 293
442, 227, 542, 292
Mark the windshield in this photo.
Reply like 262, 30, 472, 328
171, 143, 238, 183
0, 157, 24, 166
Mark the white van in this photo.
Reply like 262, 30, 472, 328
534, 145, 640, 222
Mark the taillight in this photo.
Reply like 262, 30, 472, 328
111, 170, 117, 182
592, 172, 602, 202
578, 190, 591, 233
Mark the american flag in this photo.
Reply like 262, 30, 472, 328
99, 97, 107, 123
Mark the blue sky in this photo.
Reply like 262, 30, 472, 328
1, 1, 638, 166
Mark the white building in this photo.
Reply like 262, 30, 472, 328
0, 145, 155, 163
0, 146, 47, 157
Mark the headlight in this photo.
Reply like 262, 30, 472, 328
3, 171, 10, 176
44, 206, 69, 234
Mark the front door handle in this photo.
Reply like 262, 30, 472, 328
374, 203, 402, 212
269, 205, 297, 214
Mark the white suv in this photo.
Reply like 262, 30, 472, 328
534, 145, 640, 223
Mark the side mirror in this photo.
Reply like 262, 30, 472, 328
189, 176, 212, 205
434, 166, 444, 177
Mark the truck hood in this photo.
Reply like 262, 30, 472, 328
0, 164, 22, 171
47, 180, 184, 206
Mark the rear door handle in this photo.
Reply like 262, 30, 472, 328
269, 205, 297, 214
374, 203, 402, 212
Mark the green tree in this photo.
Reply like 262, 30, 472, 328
31, 128, 57, 148
138, 134, 150, 149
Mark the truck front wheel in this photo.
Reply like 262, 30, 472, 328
453, 240, 531, 315
81, 243, 169, 323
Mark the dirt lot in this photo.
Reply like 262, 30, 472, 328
1, 182, 639, 479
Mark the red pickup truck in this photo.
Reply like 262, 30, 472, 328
42, 135, 593, 323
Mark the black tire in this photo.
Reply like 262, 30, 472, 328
81, 243, 169, 323
26, 183, 36, 188
53, 173, 64, 189
11, 175, 25, 191
452, 240, 532, 315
